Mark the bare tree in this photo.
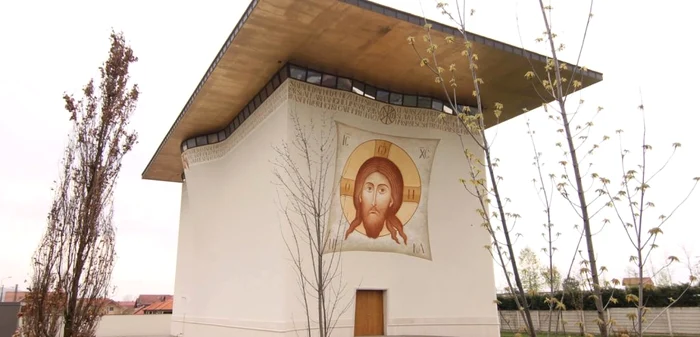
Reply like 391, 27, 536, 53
407, 2, 548, 334
542, 6, 608, 335
600, 105, 699, 336
411, 2, 613, 335
272, 111, 351, 337
528, 3, 700, 336
520, 1, 614, 335
407, 1, 610, 336
624, 265, 640, 278
409, 2, 698, 337
649, 258, 674, 287
682, 248, 699, 287
408, 0, 596, 334
527, 119, 564, 337
20, 31, 139, 337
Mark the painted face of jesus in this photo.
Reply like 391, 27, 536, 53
359, 171, 393, 236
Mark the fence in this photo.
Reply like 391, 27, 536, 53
14, 314, 172, 337
500, 308, 700, 336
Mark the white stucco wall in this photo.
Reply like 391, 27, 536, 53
171, 83, 291, 336
172, 79, 498, 336
171, 183, 191, 327
96, 315, 171, 337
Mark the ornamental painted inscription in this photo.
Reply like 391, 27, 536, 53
324, 122, 440, 260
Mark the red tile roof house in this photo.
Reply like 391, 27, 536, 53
93, 298, 130, 315
9, 292, 129, 316
134, 295, 173, 308
134, 298, 173, 315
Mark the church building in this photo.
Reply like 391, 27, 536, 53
142, 0, 602, 336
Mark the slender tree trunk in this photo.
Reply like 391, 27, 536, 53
537, 1, 607, 335
636, 133, 648, 337
562, 111, 607, 336
317, 222, 325, 337
481, 130, 537, 337
64, 163, 100, 337
638, 246, 644, 335
64, 239, 87, 337
274, 112, 350, 337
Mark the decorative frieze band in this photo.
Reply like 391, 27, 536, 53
181, 82, 288, 170
181, 63, 474, 153
288, 80, 468, 135
181, 63, 473, 169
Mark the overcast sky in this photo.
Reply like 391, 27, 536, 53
1, 0, 698, 299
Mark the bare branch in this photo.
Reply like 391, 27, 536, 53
273, 110, 350, 337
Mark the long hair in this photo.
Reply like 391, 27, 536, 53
349, 156, 406, 244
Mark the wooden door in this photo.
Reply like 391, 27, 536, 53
354, 290, 384, 336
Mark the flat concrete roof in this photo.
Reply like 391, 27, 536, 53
142, 0, 603, 182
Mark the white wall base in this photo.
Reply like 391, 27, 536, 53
170, 315, 500, 337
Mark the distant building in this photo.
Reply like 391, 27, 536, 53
0, 291, 28, 303
622, 277, 655, 288
134, 298, 173, 315
117, 301, 136, 308
135, 294, 173, 308
2, 290, 134, 315
94, 298, 131, 315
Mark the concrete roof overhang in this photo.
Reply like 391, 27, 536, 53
142, 0, 603, 182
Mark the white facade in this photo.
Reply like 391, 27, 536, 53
171, 79, 499, 336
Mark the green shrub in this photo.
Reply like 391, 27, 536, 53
497, 284, 700, 310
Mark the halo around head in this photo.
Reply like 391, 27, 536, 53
339, 139, 421, 236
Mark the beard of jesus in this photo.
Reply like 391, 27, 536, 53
344, 156, 408, 245
360, 204, 385, 238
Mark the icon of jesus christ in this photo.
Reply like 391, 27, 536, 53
344, 156, 407, 245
